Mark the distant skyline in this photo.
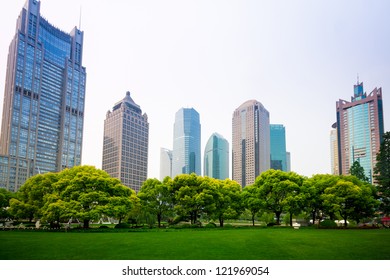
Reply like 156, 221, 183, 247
1, 0, 389, 180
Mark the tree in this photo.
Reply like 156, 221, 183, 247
138, 178, 173, 227
255, 170, 304, 225
172, 174, 215, 225
374, 131, 390, 215
51, 166, 136, 228
241, 184, 263, 226
208, 178, 242, 227
0, 188, 15, 220
8, 173, 58, 221
350, 161, 369, 182
304, 174, 339, 224
322, 175, 377, 226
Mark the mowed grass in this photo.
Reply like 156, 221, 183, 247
1, 227, 389, 260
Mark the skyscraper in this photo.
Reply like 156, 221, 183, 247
102, 91, 149, 192
232, 100, 270, 187
336, 80, 384, 183
330, 123, 339, 175
204, 133, 229, 180
270, 124, 287, 171
172, 108, 201, 177
160, 147, 172, 180
0, 0, 86, 191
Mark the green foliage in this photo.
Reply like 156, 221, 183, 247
374, 131, 390, 215
138, 178, 173, 227
254, 170, 305, 225
0, 188, 15, 220
114, 223, 131, 229
205, 222, 217, 228
350, 161, 369, 182
322, 175, 378, 226
319, 219, 337, 228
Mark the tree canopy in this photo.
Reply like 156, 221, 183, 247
374, 131, 390, 215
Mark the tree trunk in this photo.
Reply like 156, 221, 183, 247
157, 213, 162, 228
312, 210, 316, 225
275, 211, 281, 225
289, 212, 293, 226
83, 219, 89, 229
252, 213, 255, 226
219, 216, 224, 227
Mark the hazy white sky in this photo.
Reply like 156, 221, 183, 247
0, 0, 389, 179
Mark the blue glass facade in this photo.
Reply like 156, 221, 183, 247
204, 133, 229, 179
0, 0, 86, 190
336, 82, 384, 183
172, 108, 201, 176
270, 124, 287, 171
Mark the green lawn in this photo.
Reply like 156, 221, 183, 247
1, 227, 389, 260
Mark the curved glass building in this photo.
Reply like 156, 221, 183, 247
0, 0, 86, 190
172, 108, 201, 177
204, 133, 229, 180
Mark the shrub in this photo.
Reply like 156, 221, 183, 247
114, 223, 130, 229
319, 220, 337, 229
205, 222, 217, 228
99, 225, 109, 229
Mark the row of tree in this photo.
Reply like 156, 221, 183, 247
1, 131, 389, 229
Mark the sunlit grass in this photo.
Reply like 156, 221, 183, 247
1, 227, 389, 260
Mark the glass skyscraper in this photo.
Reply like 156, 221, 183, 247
172, 108, 201, 177
204, 133, 229, 180
0, 0, 86, 191
160, 147, 172, 180
270, 124, 287, 172
102, 92, 149, 193
336, 81, 384, 183
232, 100, 270, 187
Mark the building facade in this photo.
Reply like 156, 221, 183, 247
204, 133, 229, 180
336, 81, 384, 183
330, 123, 339, 175
172, 108, 201, 177
232, 100, 270, 187
270, 124, 287, 171
160, 147, 172, 180
102, 92, 149, 192
0, 0, 86, 191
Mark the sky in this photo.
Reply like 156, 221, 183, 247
0, 0, 389, 180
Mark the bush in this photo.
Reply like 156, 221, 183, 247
99, 225, 109, 229
267, 222, 277, 227
319, 220, 337, 229
205, 222, 217, 228
114, 223, 130, 229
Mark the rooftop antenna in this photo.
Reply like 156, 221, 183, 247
79, 6, 82, 30
357, 73, 359, 85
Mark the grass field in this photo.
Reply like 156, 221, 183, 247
1, 227, 389, 260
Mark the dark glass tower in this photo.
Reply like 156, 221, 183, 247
0, 0, 86, 190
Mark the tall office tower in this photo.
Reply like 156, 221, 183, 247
172, 108, 201, 177
286, 152, 291, 172
102, 92, 149, 192
160, 147, 172, 180
232, 100, 270, 187
330, 123, 339, 175
270, 124, 287, 171
204, 133, 229, 180
336, 81, 384, 183
0, 0, 86, 190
